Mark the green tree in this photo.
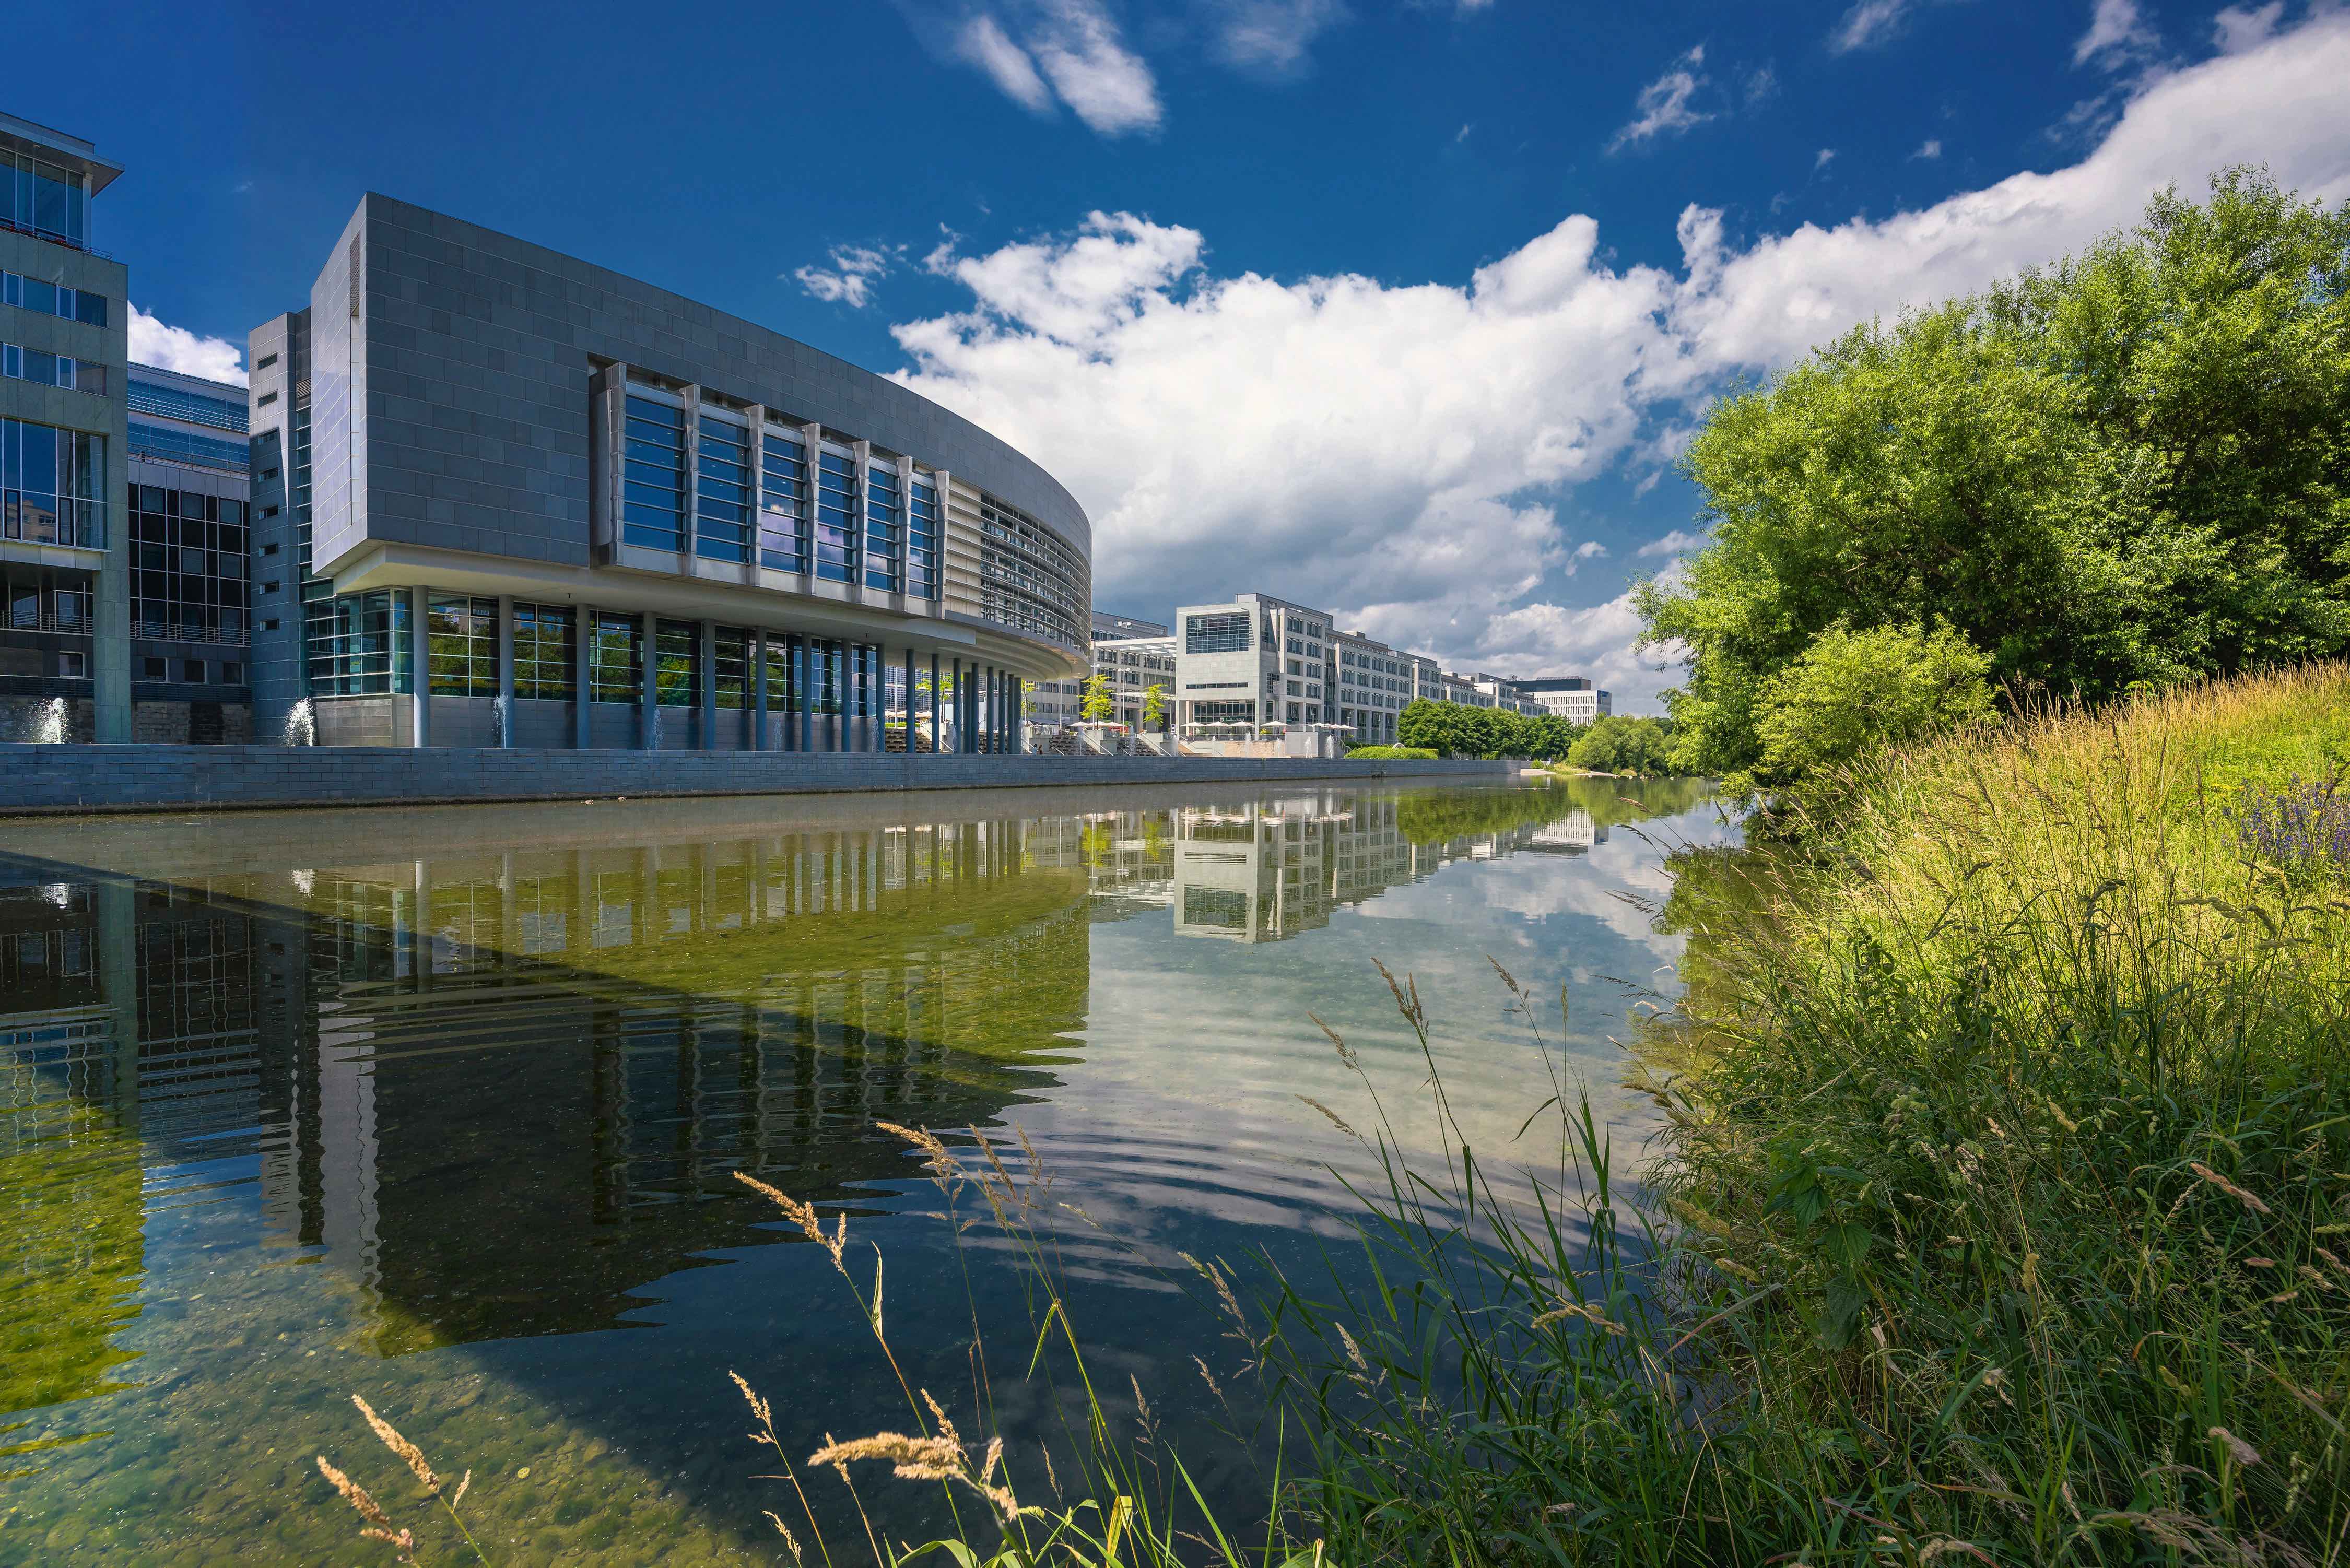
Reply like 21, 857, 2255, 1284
1640, 168, 2350, 791
1141, 683, 1167, 730
1749, 621, 1994, 800
1080, 673, 1115, 723
1566, 715, 1673, 776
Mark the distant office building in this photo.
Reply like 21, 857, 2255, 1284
1091, 609, 1166, 641
0, 113, 126, 741
1173, 591, 1331, 732
1514, 676, 1612, 721
1328, 626, 1412, 745
1090, 632, 1176, 729
126, 362, 252, 741
249, 193, 1087, 752
1028, 609, 1170, 730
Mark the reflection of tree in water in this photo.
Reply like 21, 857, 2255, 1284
1651, 837, 1805, 1028
1396, 775, 1712, 846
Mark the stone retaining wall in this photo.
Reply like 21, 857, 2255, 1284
0, 743, 1512, 817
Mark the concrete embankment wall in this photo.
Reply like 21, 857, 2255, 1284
0, 743, 1514, 817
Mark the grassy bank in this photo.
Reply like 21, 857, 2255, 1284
1280, 664, 2350, 1564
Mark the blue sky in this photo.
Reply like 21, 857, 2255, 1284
25, 0, 2350, 706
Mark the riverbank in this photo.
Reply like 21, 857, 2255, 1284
1274, 663, 2350, 1564
0, 742, 1510, 817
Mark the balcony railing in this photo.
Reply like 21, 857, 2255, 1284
3, 606, 94, 635
131, 620, 249, 647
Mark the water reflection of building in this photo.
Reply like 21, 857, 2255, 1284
1156, 793, 1553, 943
1, 811, 1090, 1360
1528, 812, 1605, 855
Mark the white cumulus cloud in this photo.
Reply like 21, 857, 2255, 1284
794, 244, 899, 308
1637, 529, 1709, 557
127, 305, 246, 385
1610, 46, 1712, 151
879, 11, 2350, 711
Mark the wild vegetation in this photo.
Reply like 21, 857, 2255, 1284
1393, 699, 1675, 769
1640, 169, 2350, 798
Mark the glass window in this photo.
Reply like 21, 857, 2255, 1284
765, 634, 799, 714
306, 590, 408, 696
1185, 612, 1251, 654
814, 451, 859, 584
908, 479, 939, 600
428, 595, 497, 696
513, 602, 576, 700
654, 619, 697, 706
695, 415, 751, 563
759, 430, 809, 572
865, 464, 902, 592
127, 377, 247, 432
590, 613, 641, 703
621, 396, 687, 551
714, 626, 749, 710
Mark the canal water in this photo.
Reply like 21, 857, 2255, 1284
0, 776, 1726, 1563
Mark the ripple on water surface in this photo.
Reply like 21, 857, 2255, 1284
0, 776, 1728, 1562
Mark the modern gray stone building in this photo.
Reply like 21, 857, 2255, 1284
0, 113, 126, 743
248, 193, 1090, 753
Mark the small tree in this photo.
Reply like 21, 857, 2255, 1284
1141, 683, 1167, 730
1080, 673, 1115, 723
1568, 715, 1674, 776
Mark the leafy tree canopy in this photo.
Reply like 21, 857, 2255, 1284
1565, 715, 1674, 776
1639, 168, 2350, 786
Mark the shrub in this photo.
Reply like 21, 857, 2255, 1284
1564, 714, 1672, 775
1344, 745, 1438, 759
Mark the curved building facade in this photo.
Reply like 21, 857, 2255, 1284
246, 194, 1088, 752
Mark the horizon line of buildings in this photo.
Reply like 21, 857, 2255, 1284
1, 109, 1607, 757
1037, 598, 1610, 742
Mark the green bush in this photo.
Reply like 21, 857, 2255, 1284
1562, 713, 1672, 775
1397, 698, 1587, 759
1344, 744, 1438, 759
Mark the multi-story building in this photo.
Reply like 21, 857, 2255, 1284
1089, 631, 1176, 730
1327, 627, 1413, 745
0, 114, 126, 742
1172, 591, 1330, 732
1473, 673, 1547, 717
248, 194, 1088, 752
1514, 675, 1613, 721
1029, 610, 1165, 730
126, 362, 252, 741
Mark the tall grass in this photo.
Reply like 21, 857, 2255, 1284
313, 665, 2350, 1564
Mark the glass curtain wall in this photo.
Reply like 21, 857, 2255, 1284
695, 416, 751, 563
759, 430, 809, 573
589, 614, 640, 703
3, 419, 107, 548
865, 465, 902, 592
814, 451, 858, 583
621, 396, 686, 551
653, 620, 697, 707
512, 604, 575, 700
306, 591, 410, 695
1, 152, 89, 248
427, 597, 497, 697
908, 479, 939, 599
130, 488, 248, 643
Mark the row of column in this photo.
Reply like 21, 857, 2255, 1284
396, 586, 1024, 754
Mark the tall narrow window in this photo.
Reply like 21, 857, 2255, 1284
714, 627, 749, 710
765, 635, 798, 718
622, 396, 687, 551
513, 603, 576, 700
695, 415, 751, 563
590, 613, 641, 703
759, 429, 809, 572
865, 464, 902, 592
428, 595, 498, 696
814, 450, 858, 583
654, 619, 698, 706
908, 479, 939, 600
